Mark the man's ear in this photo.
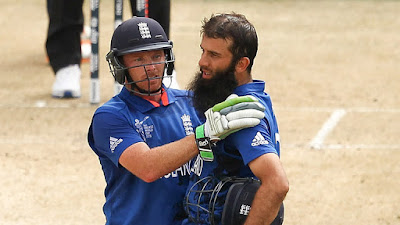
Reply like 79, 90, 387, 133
235, 57, 250, 73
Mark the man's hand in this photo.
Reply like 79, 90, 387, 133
195, 94, 265, 161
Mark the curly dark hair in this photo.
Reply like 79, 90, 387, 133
201, 13, 258, 73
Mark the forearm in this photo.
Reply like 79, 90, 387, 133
245, 153, 289, 225
150, 134, 198, 177
120, 134, 199, 182
244, 184, 285, 225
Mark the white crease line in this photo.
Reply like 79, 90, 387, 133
34, 100, 47, 108
274, 107, 400, 113
0, 103, 400, 112
1, 139, 398, 150
0, 101, 95, 109
281, 143, 400, 150
310, 109, 347, 149
322, 144, 400, 150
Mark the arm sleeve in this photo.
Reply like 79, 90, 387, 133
229, 119, 278, 165
91, 111, 144, 167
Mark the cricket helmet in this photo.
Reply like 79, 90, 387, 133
184, 176, 261, 225
106, 16, 174, 94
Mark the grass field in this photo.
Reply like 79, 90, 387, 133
0, 0, 399, 224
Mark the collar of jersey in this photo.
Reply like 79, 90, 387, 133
119, 86, 176, 113
233, 80, 265, 95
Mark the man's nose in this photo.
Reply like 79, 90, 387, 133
145, 63, 156, 72
198, 53, 208, 68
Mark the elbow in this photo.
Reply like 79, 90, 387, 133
276, 178, 289, 201
137, 171, 161, 183
141, 176, 158, 183
123, 162, 165, 183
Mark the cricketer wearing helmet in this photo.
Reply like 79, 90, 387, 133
183, 13, 289, 225
87, 17, 267, 225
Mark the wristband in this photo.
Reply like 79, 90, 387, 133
195, 125, 214, 162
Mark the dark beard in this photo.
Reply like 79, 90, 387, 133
187, 63, 238, 116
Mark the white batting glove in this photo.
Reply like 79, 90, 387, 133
195, 94, 265, 161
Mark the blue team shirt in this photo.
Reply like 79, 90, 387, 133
183, 80, 281, 225
88, 87, 201, 225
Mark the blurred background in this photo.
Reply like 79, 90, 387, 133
0, 0, 399, 224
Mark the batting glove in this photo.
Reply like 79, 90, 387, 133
195, 94, 265, 161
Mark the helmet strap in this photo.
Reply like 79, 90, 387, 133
124, 70, 164, 96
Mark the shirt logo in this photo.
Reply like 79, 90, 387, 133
137, 22, 151, 39
110, 137, 123, 153
191, 155, 203, 177
239, 204, 251, 215
275, 133, 280, 144
251, 132, 268, 146
135, 116, 154, 141
181, 114, 194, 135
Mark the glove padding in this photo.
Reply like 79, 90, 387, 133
195, 94, 265, 161
204, 94, 265, 140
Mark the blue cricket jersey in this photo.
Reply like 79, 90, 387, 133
88, 87, 201, 225
183, 80, 281, 225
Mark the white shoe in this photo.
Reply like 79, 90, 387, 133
52, 64, 81, 98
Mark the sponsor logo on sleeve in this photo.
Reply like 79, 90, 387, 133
251, 132, 269, 146
110, 137, 123, 153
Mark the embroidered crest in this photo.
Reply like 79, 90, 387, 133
137, 22, 151, 39
181, 114, 194, 135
